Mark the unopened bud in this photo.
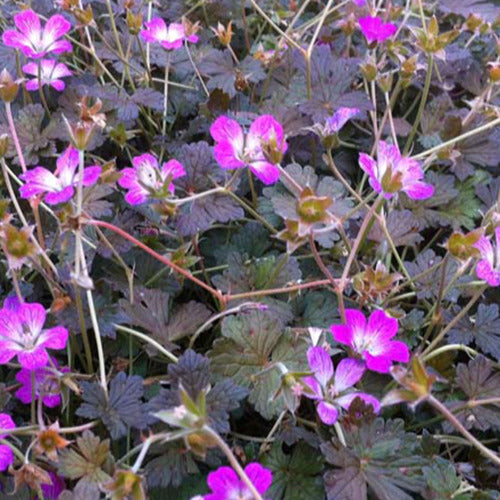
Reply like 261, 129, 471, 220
73, 5, 94, 26
126, 10, 143, 35
360, 62, 377, 82
0, 134, 9, 158
488, 63, 500, 82
0, 69, 19, 103
211, 21, 233, 47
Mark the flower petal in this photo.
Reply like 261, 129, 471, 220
307, 346, 333, 387
213, 141, 246, 170
14, 10, 41, 37
302, 376, 322, 400
249, 161, 280, 185
364, 352, 392, 373
39, 326, 68, 350
336, 392, 381, 413
17, 302, 46, 333
211, 116, 244, 147
20, 167, 60, 198
244, 463, 272, 495
17, 347, 49, 370
404, 181, 434, 200
333, 358, 366, 393
367, 309, 398, 343
81, 166, 102, 187
0, 445, 13, 472
141, 18, 168, 44
42, 14, 71, 48
207, 466, 239, 495
44, 186, 75, 205
317, 401, 339, 425
476, 259, 500, 287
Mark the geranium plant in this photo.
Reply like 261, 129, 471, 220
0, 0, 499, 498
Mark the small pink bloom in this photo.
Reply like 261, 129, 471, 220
15, 360, 68, 408
210, 115, 287, 185
205, 463, 272, 500
474, 227, 500, 286
19, 146, 101, 205
2, 10, 72, 59
117, 153, 186, 205
331, 309, 410, 373
140, 18, 198, 50
359, 16, 397, 44
23, 59, 72, 92
0, 414, 15, 471
39, 472, 66, 500
359, 141, 434, 200
303, 347, 380, 425
0, 297, 68, 370
324, 107, 359, 135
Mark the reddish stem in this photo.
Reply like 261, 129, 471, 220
5, 102, 26, 173
87, 219, 225, 304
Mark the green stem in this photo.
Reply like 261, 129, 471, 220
115, 324, 178, 363
427, 394, 500, 467
403, 54, 433, 155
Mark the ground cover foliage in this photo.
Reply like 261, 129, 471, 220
0, 0, 499, 498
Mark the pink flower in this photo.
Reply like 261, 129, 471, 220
331, 309, 410, 373
39, 472, 66, 500
0, 414, 15, 471
19, 146, 101, 205
210, 115, 287, 185
359, 141, 434, 200
0, 297, 68, 370
22, 59, 72, 91
117, 153, 186, 205
2, 10, 72, 59
474, 227, 500, 286
303, 347, 380, 424
140, 18, 198, 50
325, 107, 360, 135
359, 16, 397, 44
205, 463, 272, 500
15, 360, 68, 408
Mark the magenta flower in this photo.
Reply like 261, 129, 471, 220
325, 107, 360, 135
15, 361, 68, 408
2, 10, 72, 59
140, 18, 198, 50
210, 115, 287, 185
359, 141, 434, 200
205, 463, 272, 500
0, 414, 15, 471
23, 59, 72, 92
359, 16, 397, 44
331, 309, 410, 373
117, 153, 186, 205
0, 297, 68, 370
474, 227, 500, 286
39, 472, 66, 500
19, 146, 101, 205
303, 347, 380, 425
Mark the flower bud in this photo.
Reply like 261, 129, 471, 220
466, 13, 483, 31
0, 134, 9, 158
211, 21, 233, 47
73, 5, 94, 26
488, 62, 500, 82
360, 62, 377, 82
377, 73, 393, 93
126, 10, 143, 35
102, 470, 146, 500
0, 69, 19, 103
